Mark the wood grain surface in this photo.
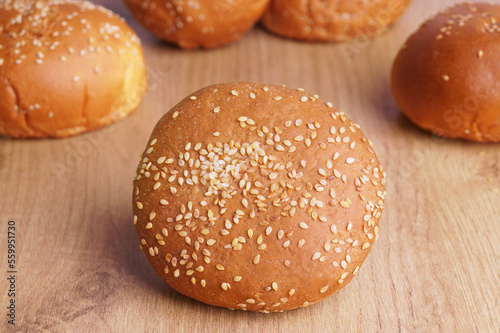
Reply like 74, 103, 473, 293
1, 0, 499, 332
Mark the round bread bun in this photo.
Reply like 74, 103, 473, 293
261, 0, 411, 42
0, 0, 147, 138
391, 3, 500, 142
123, 0, 270, 49
132, 82, 386, 312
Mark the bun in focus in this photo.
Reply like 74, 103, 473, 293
133, 82, 386, 312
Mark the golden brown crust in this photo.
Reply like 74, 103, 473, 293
391, 2, 500, 142
132, 82, 386, 312
0, 0, 147, 138
123, 0, 270, 49
261, 0, 411, 42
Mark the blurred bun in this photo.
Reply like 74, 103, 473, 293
133, 82, 386, 312
391, 2, 500, 142
262, 0, 411, 42
0, 0, 147, 138
123, 0, 270, 49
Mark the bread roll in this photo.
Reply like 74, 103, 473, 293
123, 0, 270, 49
262, 0, 411, 42
391, 2, 500, 142
0, 0, 147, 138
133, 82, 386, 312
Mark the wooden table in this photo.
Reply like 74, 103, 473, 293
1, 0, 499, 332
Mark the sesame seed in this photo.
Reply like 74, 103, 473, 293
253, 254, 260, 264
272, 282, 278, 291
145, 223, 153, 229
213, 106, 220, 113
231, 90, 239, 96
299, 222, 308, 229
189, 96, 196, 100
441, 74, 450, 81
266, 226, 272, 235
234, 276, 242, 282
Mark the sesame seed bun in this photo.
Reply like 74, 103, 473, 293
0, 0, 147, 138
261, 0, 411, 42
391, 3, 500, 142
132, 82, 386, 312
123, 0, 270, 50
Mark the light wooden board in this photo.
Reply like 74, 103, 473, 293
1, 0, 499, 332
